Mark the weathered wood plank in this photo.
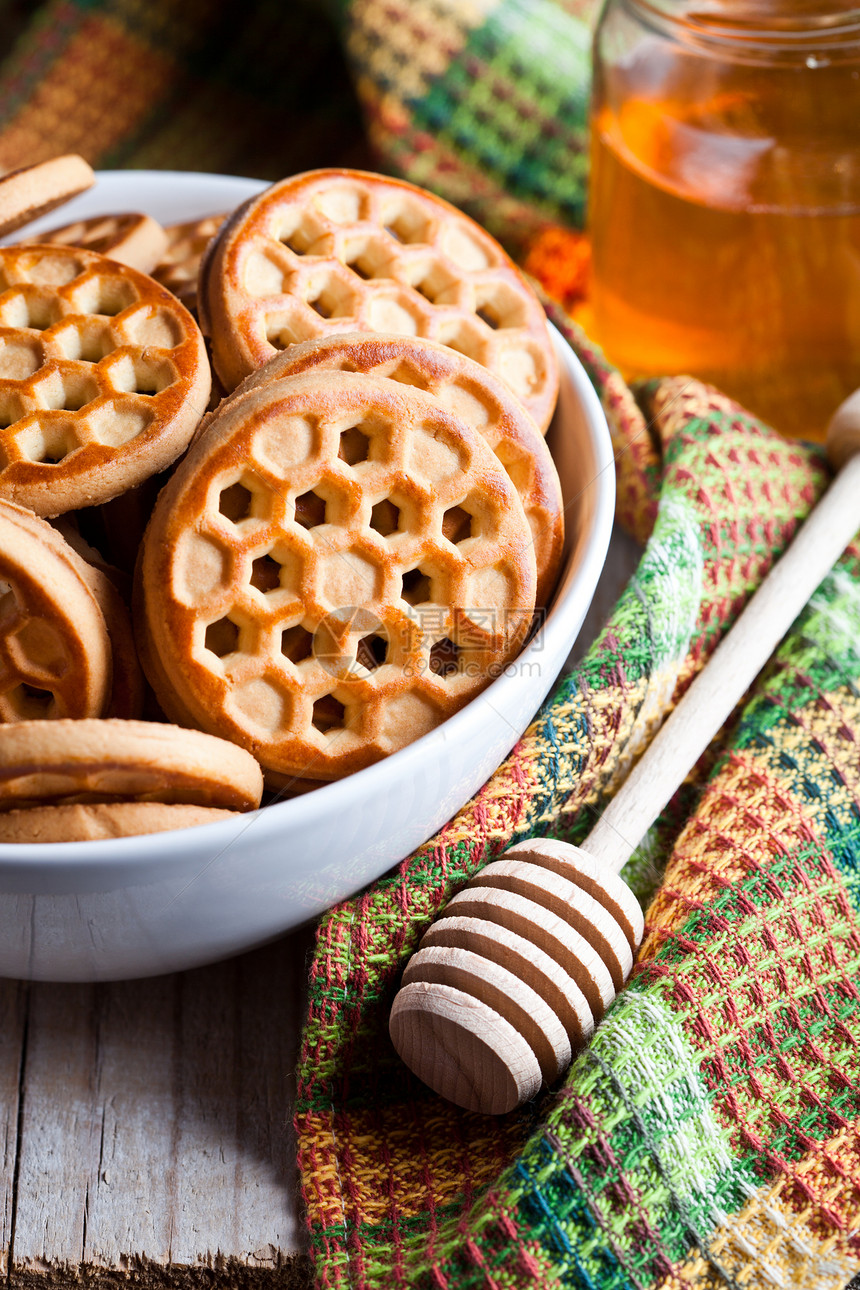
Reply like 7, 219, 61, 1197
0, 978, 28, 1278
8, 933, 313, 1287
9, 978, 100, 1270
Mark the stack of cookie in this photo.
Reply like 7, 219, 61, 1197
0, 156, 565, 830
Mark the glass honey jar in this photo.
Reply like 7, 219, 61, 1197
588, 1, 860, 439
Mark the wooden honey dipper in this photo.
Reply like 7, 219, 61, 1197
390, 399, 860, 1115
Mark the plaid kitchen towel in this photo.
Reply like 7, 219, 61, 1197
0, 2, 858, 1287
0, 0, 599, 253
322, 0, 600, 249
0, 0, 371, 179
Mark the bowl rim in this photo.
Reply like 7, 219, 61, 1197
0, 171, 616, 869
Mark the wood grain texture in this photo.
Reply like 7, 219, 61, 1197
468, 859, 633, 990
389, 980, 542, 1115
445, 884, 615, 1020
1, 933, 314, 1289
403, 944, 571, 1080
0, 979, 27, 1279
419, 914, 595, 1046
504, 839, 644, 951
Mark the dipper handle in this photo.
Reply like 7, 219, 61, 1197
390, 397, 860, 1115
581, 407, 860, 874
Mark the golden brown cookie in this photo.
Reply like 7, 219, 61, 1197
0, 242, 210, 515
0, 500, 112, 720
0, 718, 263, 811
0, 800, 239, 842
137, 368, 537, 782
0, 155, 95, 237
203, 332, 565, 607
199, 169, 558, 431
153, 214, 226, 315
31, 212, 169, 274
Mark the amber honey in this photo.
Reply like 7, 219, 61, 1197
589, 6, 860, 440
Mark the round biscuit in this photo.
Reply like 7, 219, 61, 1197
199, 168, 559, 431
196, 332, 565, 607
0, 718, 263, 811
0, 155, 95, 237
31, 212, 170, 275
0, 801, 239, 843
13, 508, 145, 718
138, 368, 537, 781
0, 242, 211, 514
0, 500, 112, 721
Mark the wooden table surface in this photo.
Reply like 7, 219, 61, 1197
0, 529, 641, 1290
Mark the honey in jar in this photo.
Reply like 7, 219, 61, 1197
588, 1, 860, 440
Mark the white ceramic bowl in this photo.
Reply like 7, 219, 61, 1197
0, 172, 614, 981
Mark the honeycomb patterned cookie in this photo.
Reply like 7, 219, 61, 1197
0, 500, 112, 721
32, 212, 170, 274
0, 718, 264, 811
153, 213, 226, 315
138, 369, 537, 782
204, 332, 565, 608
0, 243, 211, 515
199, 169, 559, 431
